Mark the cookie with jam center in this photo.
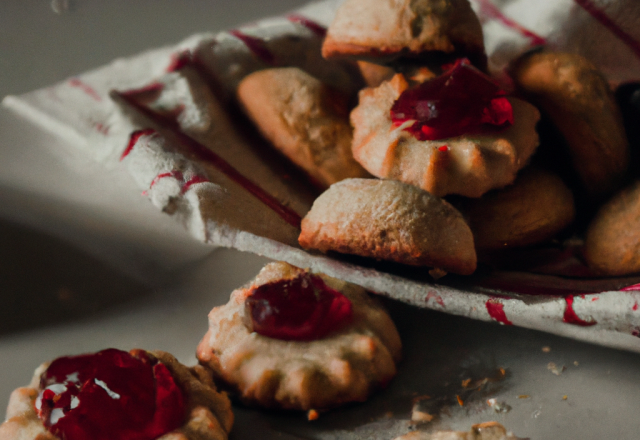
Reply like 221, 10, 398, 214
0, 349, 233, 440
196, 261, 402, 411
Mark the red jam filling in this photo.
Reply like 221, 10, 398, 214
390, 59, 513, 141
245, 272, 353, 341
36, 349, 186, 440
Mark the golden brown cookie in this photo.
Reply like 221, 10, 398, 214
298, 178, 477, 275
196, 261, 402, 411
511, 50, 629, 200
350, 73, 540, 198
237, 67, 369, 188
584, 180, 640, 276
394, 421, 518, 439
357, 60, 396, 87
322, 0, 485, 64
462, 168, 575, 250
0, 350, 233, 440
357, 61, 439, 88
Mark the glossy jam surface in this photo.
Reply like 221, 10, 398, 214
37, 349, 185, 440
245, 273, 353, 341
390, 59, 513, 141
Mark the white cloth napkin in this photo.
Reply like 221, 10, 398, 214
470, 0, 640, 85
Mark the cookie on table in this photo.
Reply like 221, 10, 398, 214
584, 180, 640, 276
511, 50, 629, 200
322, 0, 485, 65
298, 178, 477, 275
350, 63, 540, 198
0, 349, 233, 440
394, 421, 518, 439
462, 167, 575, 251
196, 261, 402, 411
237, 67, 370, 188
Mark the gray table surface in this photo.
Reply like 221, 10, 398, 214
2, 1, 640, 439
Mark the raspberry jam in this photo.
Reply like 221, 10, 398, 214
245, 273, 353, 341
36, 349, 186, 440
390, 59, 513, 141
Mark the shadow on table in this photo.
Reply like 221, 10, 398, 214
0, 217, 149, 335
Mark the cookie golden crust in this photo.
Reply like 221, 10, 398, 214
510, 51, 629, 200
394, 421, 517, 440
584, 181, 640, 276
357, 60, 396, 88
298, 178, 477, 275
0, 351, 233, 440
462, 168, 575, 251
322, 0, 485, 63
196, 261, 402, 411
350, 74, 540, 198
237, 67, 369, 188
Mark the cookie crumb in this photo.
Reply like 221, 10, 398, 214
307, 409, 319, 421
487, 398, 511, 413
429, 268, 448, 279
411, 408, 434, 424
547, 362, 566, 375
562, 395, 568, 400
517, 395, 530, 399
410, 395, 434, 424
542, 346, 551, 352
574, 361, 579, 366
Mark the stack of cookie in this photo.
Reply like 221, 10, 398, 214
2, 0, 637, 438
236, 0, 633, 278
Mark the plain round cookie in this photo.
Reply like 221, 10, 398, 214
196, 261, 402, 411
462, 167, 575, 250
584, 181, 640, 276
511, 50, 629, 200
298, 178, 477, 275
0, 350, 233, 440
237, 67, 369, 188
350, 74, 540, 198
322, 0, 485, 64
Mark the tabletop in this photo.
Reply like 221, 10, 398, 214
1, 1, 640, 439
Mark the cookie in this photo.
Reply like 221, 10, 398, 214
584, 180, 640, 276
322, 0, 485, 65
511, 50, 629, 200
350, 70, 540, 198
394, 421, 517, 439
0, 349, 233, 440
298, 178, 477, 275
462, 168, 575, 250
196, 261, 402, 411
237, 67, 370, 188
357, 60, 396, 88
